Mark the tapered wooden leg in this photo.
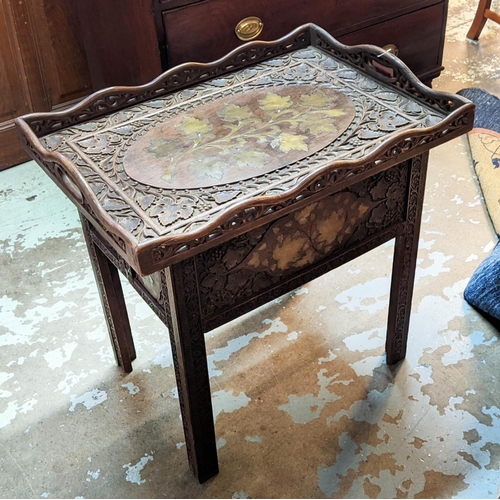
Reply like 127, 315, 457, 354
80, 215, 136, 373
386, 154, 429, 365
163, 259, 218, 483
467, 0, 493, 40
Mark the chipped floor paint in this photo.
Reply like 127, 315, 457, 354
123, 454, 154, 485
1, 1, 500, 497
69, 389, 108, 412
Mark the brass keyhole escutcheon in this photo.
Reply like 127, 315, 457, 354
235, 16, 264, 41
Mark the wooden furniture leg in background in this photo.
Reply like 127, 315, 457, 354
80, 215, 136, 373
467, 0, 500, 40
164, 260, 219, 483
386, 154, 429, 365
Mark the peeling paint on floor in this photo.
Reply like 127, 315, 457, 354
123, 453, 154, 485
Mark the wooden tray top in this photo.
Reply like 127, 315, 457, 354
16, 24, 474, 275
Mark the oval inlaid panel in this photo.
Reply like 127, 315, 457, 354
123, 85, 356, 189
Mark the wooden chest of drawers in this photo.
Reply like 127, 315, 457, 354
78, 0, 448, 89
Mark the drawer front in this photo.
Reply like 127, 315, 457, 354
162, 0, 445, 72
337, 4, 446, 82
196, 162, 409, 325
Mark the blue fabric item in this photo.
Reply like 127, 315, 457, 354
464, 241, 500, 323
457, 88, 500, 134
458, 87, 500, 325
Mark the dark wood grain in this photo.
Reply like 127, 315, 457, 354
0, 0, 92, 170
73, 0, 449, 89
81, 216, 136, 373
162, 0, 446, 72
0, 0, 34, 168
77, 0, 162, 89
165, 262, 218, 483
386, 154, 429, 364
0, 2, 29, 122
338, 4, 448, 84
33, 0, 92, 106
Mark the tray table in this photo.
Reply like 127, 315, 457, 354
16, 24, 474, 483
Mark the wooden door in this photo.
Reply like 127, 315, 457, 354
0, 0, 92, 170
0, 0, 34, 169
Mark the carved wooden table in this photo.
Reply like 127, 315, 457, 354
16, 24, 473, 483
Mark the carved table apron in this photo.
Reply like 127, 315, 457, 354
16, 24, 474, 483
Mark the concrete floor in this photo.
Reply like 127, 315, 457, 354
1, 0, 500, 498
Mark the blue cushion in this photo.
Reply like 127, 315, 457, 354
464, 242, 500, 325
457, 87, 500, 134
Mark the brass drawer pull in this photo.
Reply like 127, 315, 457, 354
382, 44, 399, 56
235, 16, 264, 41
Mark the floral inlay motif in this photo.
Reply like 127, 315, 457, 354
123, 85, 355, 189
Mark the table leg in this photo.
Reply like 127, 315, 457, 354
386, 153, 429, 365
164, 260, 218, 483
80, 215, 136, 373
